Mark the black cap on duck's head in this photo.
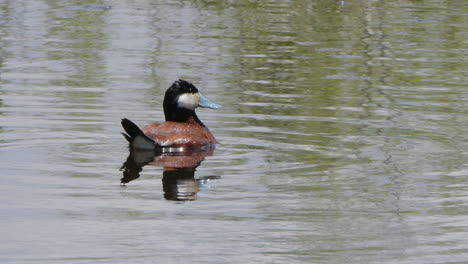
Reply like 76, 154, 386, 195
163, 79, 221, 122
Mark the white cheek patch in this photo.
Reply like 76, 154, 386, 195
177, 93, 200, 110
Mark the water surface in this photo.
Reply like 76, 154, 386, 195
1, 0, 468, 263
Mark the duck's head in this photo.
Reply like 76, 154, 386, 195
163, 79, 221, 122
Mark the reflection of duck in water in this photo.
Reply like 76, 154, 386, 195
120, 80, 221, 201
121, 79, 221, 151
120, 149, 220, 201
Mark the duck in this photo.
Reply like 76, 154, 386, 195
121, 79, 221, 151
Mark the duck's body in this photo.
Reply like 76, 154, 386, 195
121, 80, 220, 151
142, 119, 216, 148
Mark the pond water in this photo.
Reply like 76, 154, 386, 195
1, 0, 467, 263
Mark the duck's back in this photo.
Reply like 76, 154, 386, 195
142, 121, 216, 148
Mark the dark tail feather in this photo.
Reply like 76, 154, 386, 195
121, 118, 144, 139
121, 118, 156, 150
121, 132, 132, 143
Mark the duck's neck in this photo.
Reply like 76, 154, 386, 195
164, 108, 206, 127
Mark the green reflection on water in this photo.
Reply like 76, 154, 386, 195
45, 1, 109, 88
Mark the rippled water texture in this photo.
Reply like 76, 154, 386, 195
1, 1, 468, 263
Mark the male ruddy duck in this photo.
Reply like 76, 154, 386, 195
121, 79, 221, 151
